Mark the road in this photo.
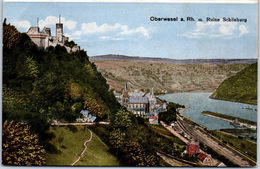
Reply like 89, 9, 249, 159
71, 129, 93, 166
51, 122, 110, 126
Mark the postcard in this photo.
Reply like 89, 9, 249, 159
2, 0, 258, 167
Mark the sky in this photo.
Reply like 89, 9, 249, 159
3, 2, 257, 59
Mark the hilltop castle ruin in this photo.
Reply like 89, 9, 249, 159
26, 16, 79, 52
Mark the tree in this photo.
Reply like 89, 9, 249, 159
84, 97, 103, 118
2, 121, 46, 166
3, 21, 20, 49
17, 56, 40, 79
64, 40, 77, 48
159, 102, 179, 125
121, 141, 159, 166
112, 109, 132, 129
109, 128, 126, 149
64, 82, 82, 100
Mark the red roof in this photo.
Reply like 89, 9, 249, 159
198, 153, 207, 162
149, 116, 158, 119
156, 102, 163, 104
186, 144, 200, 157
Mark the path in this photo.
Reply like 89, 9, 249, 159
51, 122, 110, 126
71, 129, 93, 166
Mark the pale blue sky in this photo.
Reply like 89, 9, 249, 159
4, 2, 257, 59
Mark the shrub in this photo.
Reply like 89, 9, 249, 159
2, 121, 46, 166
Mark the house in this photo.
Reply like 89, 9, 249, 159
216, 162, 226, 167
149, 116, 158, 125
186, 144, 200, 157
155, 101, 167, 112
198, 153, 213, 166
170, 122, 175, 128
76, 110, 96, 122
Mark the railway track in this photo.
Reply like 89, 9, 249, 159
176, 117, 253, 167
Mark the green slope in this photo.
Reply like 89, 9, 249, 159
3, 21, 121, 165
3, 21, 121, 149
211, 63, 257, 105
46, 126, 119, 166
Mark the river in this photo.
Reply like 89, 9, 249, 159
159, 92, 257, 130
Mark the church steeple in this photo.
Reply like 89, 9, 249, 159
124, 82, 128, 91
123, 82, 129, 106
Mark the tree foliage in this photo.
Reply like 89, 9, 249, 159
112, 109, 132, 129
159, 102, 180, 125
64, 82, 82, 100
64, 40, 77, 48
121, 141, 158, 166
3, 20, 20, 49
84, 97, 104, 118
105, 108, 160, 166
109, 128, 126, 149
2, 121, 46, 166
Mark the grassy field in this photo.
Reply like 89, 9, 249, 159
211, 130, 256, 161
75, 129, 120, 166
46, 126, 119, 166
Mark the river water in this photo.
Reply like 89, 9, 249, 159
159, 92, 257, 130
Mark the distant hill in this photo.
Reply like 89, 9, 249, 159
211, 63, 257, 105
90, 54, 257, 64
92, 59, 252, 93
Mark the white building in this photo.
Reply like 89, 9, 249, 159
76, 110, 96, 122
149, 116, 159, 125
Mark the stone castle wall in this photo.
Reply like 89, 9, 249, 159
26, 22, 79, 52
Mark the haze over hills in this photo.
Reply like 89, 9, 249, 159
90, 54, 257, 64
91, 55, 256, 93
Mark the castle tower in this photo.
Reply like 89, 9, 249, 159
56, 15, 63, 42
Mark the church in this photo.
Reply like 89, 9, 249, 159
122, 83, 157, 117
